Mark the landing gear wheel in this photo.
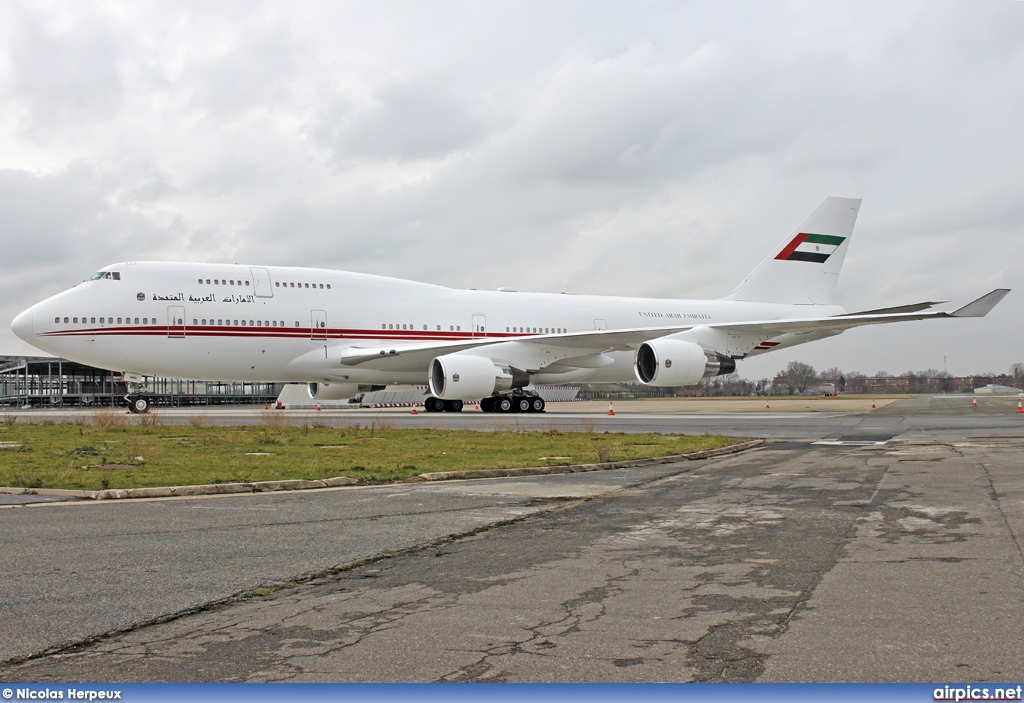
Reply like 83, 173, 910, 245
479, 397, 495, 413
497, 397, 513, 413
443, 399, 464, 413
515, 397, 532, 413
530, 397, 546, 413
127, 396, 149, 414
425, 397, 445, 412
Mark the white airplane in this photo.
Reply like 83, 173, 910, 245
11, 196, 1009, 414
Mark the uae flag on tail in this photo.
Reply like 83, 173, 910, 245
775, 233, 846, 263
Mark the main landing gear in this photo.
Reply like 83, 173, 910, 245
423, 397, 464, 413
479, 394, 545, 414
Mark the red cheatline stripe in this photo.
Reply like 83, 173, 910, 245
39, 326, 532, 341
775, 233, 809, 260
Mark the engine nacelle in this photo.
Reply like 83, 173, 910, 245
634, 339, 736, 387
429, 354, 529, 400
307, 383, 384, 400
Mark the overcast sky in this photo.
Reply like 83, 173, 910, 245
1, 1, 1021, 379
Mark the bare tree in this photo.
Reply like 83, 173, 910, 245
774, 361, 818, 395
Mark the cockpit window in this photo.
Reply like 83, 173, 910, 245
89, 272, 121, 281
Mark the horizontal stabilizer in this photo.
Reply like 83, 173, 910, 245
950, 288, 1011, 317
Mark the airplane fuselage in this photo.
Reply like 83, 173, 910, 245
13, 261, 843, 385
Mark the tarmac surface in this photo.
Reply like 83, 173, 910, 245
1, 396, 1023, 682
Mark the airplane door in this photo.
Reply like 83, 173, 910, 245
472, 314, 486, 338
250, 267, 274, 298
311, 309, 327, 340
594, 318, 607, 331
168, 306, 186, 338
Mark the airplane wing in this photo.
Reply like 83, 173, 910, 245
336, 289, 1009, 371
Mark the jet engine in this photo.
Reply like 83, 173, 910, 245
429, 354, 529, 400
307, 383, 384, 401
634, 339, 736, 387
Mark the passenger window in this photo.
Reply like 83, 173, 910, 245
134, 318, 139, 324
245, 281, 249, 286
290, 282, 295, 288
54, 317, 60, 323
275, 282, 279, 287
91, 317, 96, 323
64, 317, 69, 323
304, 283, 309, 288
117, 317, 122, 324
192, 319, 198, 325
327, 284, 331, 290
294, 321, 299, 327
382, 324, 386, 329
206, 279, 210, 284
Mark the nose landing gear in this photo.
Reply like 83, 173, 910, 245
123, 374, 150, 413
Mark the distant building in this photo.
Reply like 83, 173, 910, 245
0, 355, 282, 408
973, 384, 1023, 395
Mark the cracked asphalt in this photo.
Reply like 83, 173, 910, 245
2, 420, 1022, 681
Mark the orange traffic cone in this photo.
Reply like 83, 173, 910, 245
871, 400, 876, 409
316, 403, 321, 412
264, 403, 269, 410
607, 402, 615, 416
765, 401, 770, 409
1017, 399, 1023, 414
410, 407, 418, 415
972, 397, 978, 408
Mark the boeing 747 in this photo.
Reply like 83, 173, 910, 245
11, 197, 1009, 413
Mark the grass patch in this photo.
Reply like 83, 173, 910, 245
0, 421, 743, 492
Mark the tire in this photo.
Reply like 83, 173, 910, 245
497, 397, 513, 413
426, 397, 445, 412
531, 397, 546, 413
129, 396, 149, 414
444, 399, 464, 413
515, 397, 531, 413
479, 397, 495, 413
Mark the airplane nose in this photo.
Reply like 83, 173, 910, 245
12, 306, 34, 342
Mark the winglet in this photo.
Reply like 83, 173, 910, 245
950, 289, 1011, 317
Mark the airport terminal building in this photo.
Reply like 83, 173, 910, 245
0, 355, 283, 408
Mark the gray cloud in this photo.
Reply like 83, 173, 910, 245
1, 1, 1022, 379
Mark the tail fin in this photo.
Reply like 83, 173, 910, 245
723, 196, 861, 305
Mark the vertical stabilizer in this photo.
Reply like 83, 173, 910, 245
723, 196, 861, 305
